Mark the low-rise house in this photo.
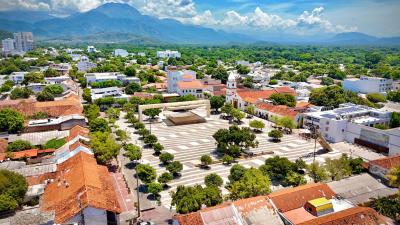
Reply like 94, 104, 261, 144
268, 183, 388, 225
365, 155, 400, 185
91, 87, 129, 101
255, 102, 301, 122
49, 63, 71, 76
114, 49, 129, 57
177, 77, 205, 98
25, 115, 87, 133
10, 71, 28, 84
54, 125, 91, 164
41, 152, 121, 225
175, 196, 283, 225
77, 56, 97, 72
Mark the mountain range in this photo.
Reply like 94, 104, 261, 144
0, 3, 399, 45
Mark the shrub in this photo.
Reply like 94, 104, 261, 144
222, 155, 234, 165
42, 138, 65, 149
7, 140, 33, 152
0, 108, 24, 134
159, 152, 174, 165
200, 155, 212, 167
205, 173, 223, 187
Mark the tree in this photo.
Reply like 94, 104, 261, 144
147, 182, 163, 198
386, 166, 400, 187
166, 161, 183, 176
105, 108, 120, 120
309, 85, 373, 108
387, 90, 400, 102
222, 154, 234, 165
0, 108, 24, 134
390, 112, 400, 128
43, 68, 60, 77
22, 71, 44, 84
269, 79, 278, 85
10, 87, 33, 99
321, 77, 334, 85
134, 122, 145, 130
144, 134, 158, 147
228, 168, 271, 200
213, 125, 258, 157
277, 116, 297, 133
171, 185, 204, 214
249, 120, 265, 132
159, 152, 174, 165
269, 93, 296, 107
143, 108, 161, 120
89, 118, 111, 133
89, 132, 120, 164
205, 173, 223, 187
209, 96, 225, 113
0, 169, 28, 212
125, 66, 137, 77
7, 140, 33, 152
370, 196, 400, 222
367, 93, 386, 103
325, 154, 352, 181
43, 84, 63, 95
42, 138, 65, 149
228, 164, 247, 183
284, 171, 306, 187
82, 88, 92, 102
84, 104, 100, 121
236, 65, 250, 75
221, 103, 234, 117
231, 108, 245, 123
125, 82, 142, 94
36, 91, 54, 101
307, 162, 328, 182
349, 157, 365, 174
200, 155, 212, 167
259, 156, 297, 181
123, 144, 141, 162
203, 186, 223, 207
116, 129, 129, 141
211, 66, 228, 84
245, 105, 255, 116
158, 172, 173, 186
268, 129, 283, 142
138, 128, 150, 138
136, 164, 157, 184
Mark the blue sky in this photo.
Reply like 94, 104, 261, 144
1, 0, 399, 37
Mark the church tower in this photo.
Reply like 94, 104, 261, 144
225, 72, 237, 104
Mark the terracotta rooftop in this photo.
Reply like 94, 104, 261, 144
268, 183, 336, 213
367, 155, 400, 170
176, 196, 283, 225
0, 148, 56, 161
66, 125, 89, 142
0, 94, 83, 117
68, 141, 90, 152
0, 138, 8, 153
256, 102, 299, 119
177, 80, 205, 90
41, 152, 121, 223
297, 207, 387, 225
237, 87, 296, 104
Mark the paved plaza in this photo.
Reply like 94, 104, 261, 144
117, 113, 344, 209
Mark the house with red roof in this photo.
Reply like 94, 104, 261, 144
365, 155, 400, 185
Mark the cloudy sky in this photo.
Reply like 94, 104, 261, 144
1, 0, 400, 37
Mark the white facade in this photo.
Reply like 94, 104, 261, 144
13, 32, 34, 52
85, 72, 125, 84
1, 38, 14, 55
87, 46, 97, 53
77, 56, 97, 72
236, 60, 250, 66
303, 103, 399, 155
91, 87, 129, 100
137, 52, 146, 57
225, 72, 238, 104
157, 50, 181, 58
113, 49, 129, 57
167, 70, 196, 93
343, 76, 393, 94
10, 72, 28, 84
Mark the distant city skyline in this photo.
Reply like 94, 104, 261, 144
0, 0, 399, 37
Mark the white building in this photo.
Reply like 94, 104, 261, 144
77, 56, 97, 72
68, 53, 81, 61
87, 46, 97, 53
13, 32, 34, 52
10, 72, 28, 84
157, 50, 181, 58
85, 72, 140, 86
91, 87, 129, 101
113, 49, 129, 57
167, 69, 196, 93
236, 60, 250, 66
343, 76, 393, 94
49, 63, 71, 76
303, 103, 399, 155
137, 52, 146, 57
176, 76, 205, 98
1, 38, 14, 55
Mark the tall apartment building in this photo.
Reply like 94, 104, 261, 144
13, 32, 34, 52
157, 50, 181, 58
1, 38, 14, 55
343, 76, 393, 94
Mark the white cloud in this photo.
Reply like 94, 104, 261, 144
220, 10, 248, 26
297, 7, 356, 33
50, 0, 103, 12
0, 0, 50, 11
248, 7, 296, 29
140, 0, 197, 19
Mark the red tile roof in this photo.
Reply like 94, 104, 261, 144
68, 141, 89, 152
0, 138, 8, 153
268, 183, 336, 213
66, 125, 89, 142
367, 155, 400, 170
297, 207, 387, 225
256, 102, 299, 119
41, 152, 121, 223
11, 149, 38, 159
0, 94, 83, 117
27, 172, 57, 186
177, 80, 205, 89
237, 87, 296, 104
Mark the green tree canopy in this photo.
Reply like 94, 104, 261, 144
269, 93, 296, 107
249, 120, 265, 131
123, 144, 142, 162
89, 132, 120, 164
125, 82, 142, 94
209, 96, 225, 112
7, 140, 33, 152
143, 108, 162, 119
159, 152, 174, 165
213, 125, 258, 157
0, 108, 24, 134
259, 156, 297, 180
205, 173, 223, 187
0, 169, 28, 212
166, 161, 183, 176
136, 164, 157, 184
228, 168, 271, 200
89, 118, 111, 133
